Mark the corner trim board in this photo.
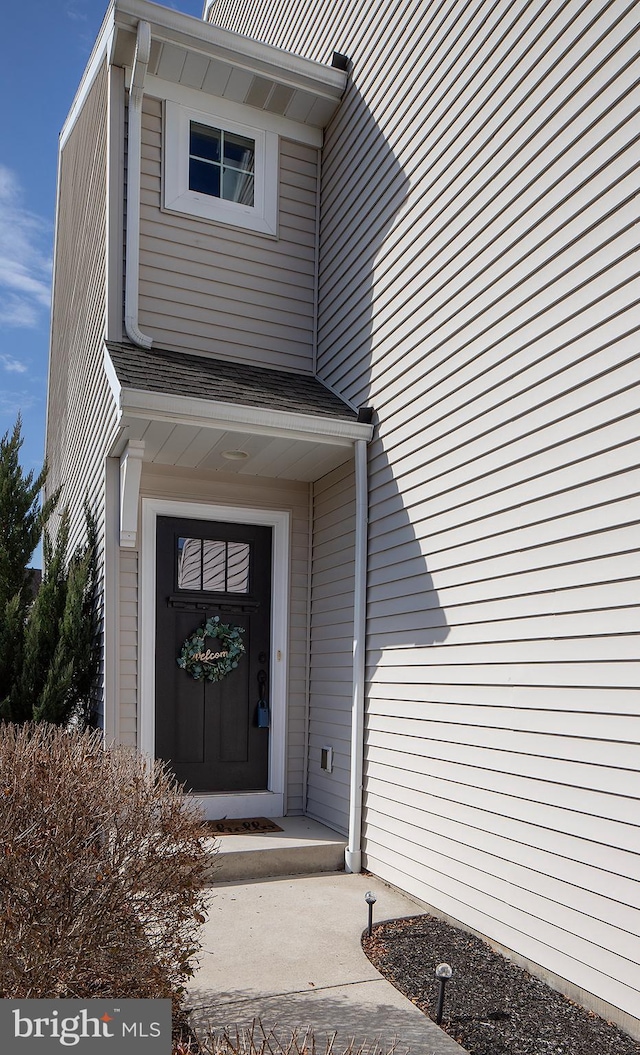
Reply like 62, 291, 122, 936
346, 438, 368, 873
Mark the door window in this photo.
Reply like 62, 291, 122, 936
177, 537, 250, 594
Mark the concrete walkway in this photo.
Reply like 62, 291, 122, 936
187, 871, 468, 1055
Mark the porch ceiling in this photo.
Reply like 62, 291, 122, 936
105, 342, 372, 482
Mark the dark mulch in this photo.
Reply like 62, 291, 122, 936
362, 915, 640, 1055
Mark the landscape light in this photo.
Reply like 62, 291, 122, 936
435, 962, 453, 1024
364, 891, 377, 937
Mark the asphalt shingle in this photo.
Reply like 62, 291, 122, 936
106, 342, 357, 421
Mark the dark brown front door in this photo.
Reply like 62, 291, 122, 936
155, 516, 272, 792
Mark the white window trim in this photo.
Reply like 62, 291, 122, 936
140, 498, 290, 820
164, 99, 278, 236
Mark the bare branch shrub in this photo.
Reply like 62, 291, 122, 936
173, 1023, 401, 1055
0, 722, 214, 1001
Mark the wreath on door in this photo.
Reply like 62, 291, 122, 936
177, 616, 246, 682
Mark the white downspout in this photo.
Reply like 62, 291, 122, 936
345, 438, 368, 873
124, 20, 153, 349
302, 484, 313, 814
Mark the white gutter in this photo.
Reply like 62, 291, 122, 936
302, 484, 313, 815
118, 0, 346, 101
345, 437, 368, 873
109, 384, 374, 446
124, 20, 153, 349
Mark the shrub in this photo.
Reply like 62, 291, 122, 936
0, 723, 214, 1001
172, 1024, 401, 1055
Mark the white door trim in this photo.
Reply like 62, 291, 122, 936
140, 497, 290, 818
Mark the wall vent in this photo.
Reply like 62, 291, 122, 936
320, 746, 333, 773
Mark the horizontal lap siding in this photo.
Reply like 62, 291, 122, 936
46, 62, 113, 719
119, 549, 138, 747
212, 0, 640, 1030
307, 460, 355, 834
48, 63, 111, 548
138, 96, 316, 373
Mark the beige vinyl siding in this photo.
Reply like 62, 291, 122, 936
307, 459, 356, 833
47, 60, 111, 544
46, 60, 114, 720
213, 0, 640, 1032
119, 549, 138, 747
138, 95, 317, 373
135, 464, 311, 812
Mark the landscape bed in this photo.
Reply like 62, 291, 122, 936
362, 915, 640, 1055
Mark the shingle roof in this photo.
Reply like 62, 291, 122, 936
106, 342, 357, 422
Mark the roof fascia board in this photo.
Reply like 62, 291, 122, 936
104, 345, 123, 407
44, 146, 65, 463
148, 76, 322, 148
59, 0, 345, 154
119, 387, 373, 445
60, 8, 116, 149
114, 0, 346, 100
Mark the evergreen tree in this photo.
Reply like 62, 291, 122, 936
8, 515, 71, 723
33, 507, 99, 727
0, 594, 25, 716
0, 417, 57, 613
0, 418, 57, 711
0, 418, 99, 726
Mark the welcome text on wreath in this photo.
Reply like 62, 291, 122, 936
177, 616, 245, 682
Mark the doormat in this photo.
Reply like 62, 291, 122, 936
206, 817, 284, 835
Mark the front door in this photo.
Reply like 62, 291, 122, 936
155, 516, 272, 793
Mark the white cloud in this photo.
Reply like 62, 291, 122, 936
0, 164, 52, 332
0, 352, 28, 374
0, 391, 37, 419
0, 295, 40, 329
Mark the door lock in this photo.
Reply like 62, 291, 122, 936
256, 668, 270, 728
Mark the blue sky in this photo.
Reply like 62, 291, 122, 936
0, 0, 203, 481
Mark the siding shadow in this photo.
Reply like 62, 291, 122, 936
318, 77, 450, 652
366, 422, 450, 653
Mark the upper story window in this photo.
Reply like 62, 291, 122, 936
164, 100, 278, 236
189, 123, 255, 206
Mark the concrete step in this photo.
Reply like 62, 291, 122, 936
207, 816, 347, 882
